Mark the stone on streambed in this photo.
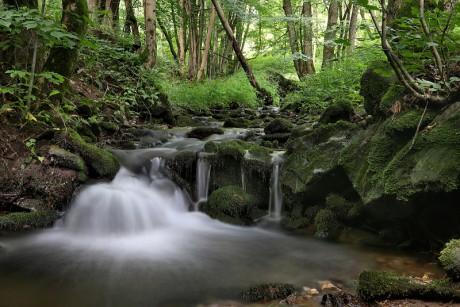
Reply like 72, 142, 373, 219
318, 100, 354, 124
357, 270, 460, 302
187, 127, 224, 140
264, 118, 294, 135
47, 145, 88, 180
241, 283, 300, 302
0, 210, 58, 231
439, 239, 460, 281
58, 128, 119, 178
203, 185, 256, 225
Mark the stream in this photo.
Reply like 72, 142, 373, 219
0, 127, 443, 306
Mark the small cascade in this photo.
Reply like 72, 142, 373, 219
241, 166, 246, 191
194, 153, 211, 210
268, 152, 284, 221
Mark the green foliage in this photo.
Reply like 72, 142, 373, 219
0, 6, 78, 50
284, 48, 385, 114
439, 239, 460, 281
24, 138, 44, 164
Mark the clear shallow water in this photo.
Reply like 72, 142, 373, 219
0, 163, 370, 307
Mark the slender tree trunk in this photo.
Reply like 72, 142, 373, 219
347, 3, 359, 54
197, 6, 215, 81
171, 2, 180, 52
158, 17, 179, 63
110, 0, 120, 32
44, 0, 88, 81
302, 0, 315, 74
179, 0, 186, 74
283, 0, 303, 78
210, 26, 219, 78
123, 0, 141, 46
187, 0, 198, 78
143, 0, 157, 68
322, 0, 339, 69
211, 0, 272, 104
197, 0, 205, 70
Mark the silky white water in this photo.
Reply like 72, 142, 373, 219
0, 150, 371, 307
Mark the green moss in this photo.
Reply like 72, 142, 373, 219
187, 127, 224, 140
314, 209, 342, 239
223, 118, 253, 128
204, 141, 218, 153
0, 211, 58, 231
241, 283, 300, 302
207, 185, 255, 219
439, 239, 460, 280
62, 129, 119, 178
48, 145, 87, 173
264, 118, 294, 134
175, 115, 203, 127
319, 100, 354, 124
380, 82, 405, 115
383, 109, 436, 138
100, 121, 118, 133
281, 216, 311, 230
357, 270, 460, 302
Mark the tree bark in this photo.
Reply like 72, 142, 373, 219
322, 0, 339, 69
302, 0, 315, 74
347, 3, 359, 54
187, 0, 198, 78
179, 0, 186, 74
283, 0, 303, 78
110, 0, 120, 32
158, 17, 179, 63
143, 0, 157, 68
197, 6, 215, 81
123, 0, 141, 47
44, 0, 88, 81
211, 0, 272, 104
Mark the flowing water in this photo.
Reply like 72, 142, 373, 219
268, 152, 284, 221
0, 129, 443, 306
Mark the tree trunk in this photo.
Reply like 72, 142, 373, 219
123, 0, 141, 47
302, 0, 315, 74
143, 0, 157, 68
110, 0, 120, 32
179, 0, 186, 74
283, 0, 303, 78
211, 0, 272, 104
44, 0, 88, 81
322, 0, 339, 69
197, 6, 215, 81
347, 3, 359, 54
187, 0, 198, 78
158, 17, 179, 63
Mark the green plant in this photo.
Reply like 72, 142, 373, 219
24, 138, 44, 164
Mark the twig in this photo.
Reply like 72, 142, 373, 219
408, 100, 429, 153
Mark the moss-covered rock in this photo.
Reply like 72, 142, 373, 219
0, 210, 58, 231
187, 127, 224, 140
204, 185, 255, 225
47, 145, 88, 181
360, 60, 397, 116
264, 118, 294, 134
175, 115, 203, 127
241, 283, 300, 302
59, 129, 119, 178
439, 239, 460, 281
357, 270, 460, 302
314, 209, 342, 239
319, 100, 354, 124
380, 82, 406, 116
223, 118, 252, 128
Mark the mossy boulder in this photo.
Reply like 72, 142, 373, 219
59, 129, 119, 178
187, 127, 224, 140
360, 60, 397, 116
264, 118, 294, 134
175, 114, 203, 127
47, 145, 88, 181
223, 118, 252, 128
203, 185, 256, 225
357, 270, 460, 302
439, 239, 460, 280
319, 100, 354, 124
314, 209, 342, 239
241, 283, 300, 302
0, 210, 58, 231
380, 82, 406, 116
281, 121, 360, 209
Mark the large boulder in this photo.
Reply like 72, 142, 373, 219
439, 239, 460, 281
360, 60, 397, 117
264, 118, 294, 134
318, 100, 354, 124
187, 127, 224, 140
203, 185, 256, 225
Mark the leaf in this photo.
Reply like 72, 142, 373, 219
427, 42, 438, 47
49, 89, 60, 97
357, 0, 380, 10
37, 156, 45, 163
450, 77, 460, 82
25, 112, 37, 122
50, 31, 64, 38
23, 22, 37, 29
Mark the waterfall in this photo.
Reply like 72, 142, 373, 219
268, 153, 284, 221
194, 154, 211, 210
241, 166, 246, 191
